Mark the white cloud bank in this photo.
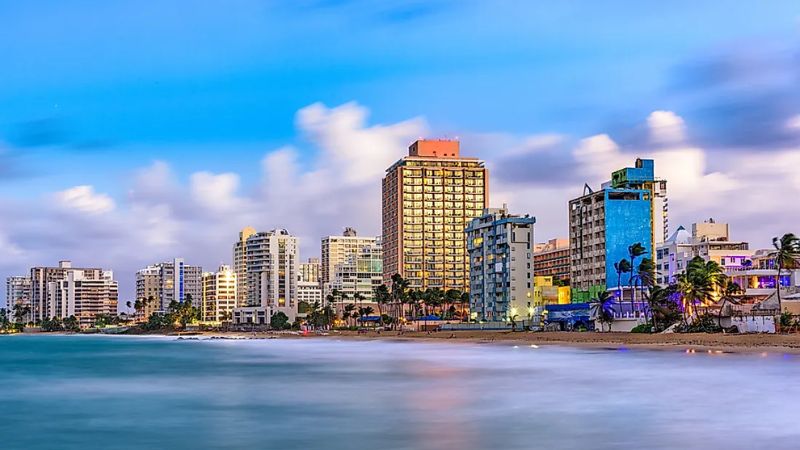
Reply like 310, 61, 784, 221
1, 103, 799, 303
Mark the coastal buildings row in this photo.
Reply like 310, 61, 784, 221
4, 261, 118, 327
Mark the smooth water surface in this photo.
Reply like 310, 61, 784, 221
2, 335, 799, 450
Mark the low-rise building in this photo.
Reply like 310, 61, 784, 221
533, 276, 571, 306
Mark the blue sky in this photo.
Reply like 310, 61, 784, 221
1, 1, 800, 300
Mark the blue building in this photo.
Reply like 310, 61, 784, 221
568, 159, 665, 302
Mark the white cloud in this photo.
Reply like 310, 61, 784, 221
53, 185, 115, 214
647, 110, 687, 144
786, 114, 800, 131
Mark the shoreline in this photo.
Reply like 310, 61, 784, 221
182, 330, 800, 355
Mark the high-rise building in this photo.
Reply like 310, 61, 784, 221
233, 226, 256, 306
5, 276, 32, 320
569, 158, 664, 301
201, 265, 237, 322
382, 139, 488, 291
321, 229, 382, 302
656, 220, 753, 286
134, 265, 160, 319
48, 269, 118, 328
245, 229, 299, 321
297, 258, 322, 308
533, 238, 570, 284
465, 207, 535, 321
135, 258, 202, 311
30, 261, 110, 322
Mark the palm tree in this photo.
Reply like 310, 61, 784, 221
589, 291, 615, 332
636, 257, 656, 314
444, 289, 462, 319
676, 256, 724, 321
771, 233, 800, 314
627, 243, 647, 305
344, 303, 356, 327
390, 274, 409, 329
716, 278, 742, 330
509, 313, 520, 332
613, 259, 632, 300
644, 285, 670, 331
374, 284, 391, 326
13, 304, 30, 324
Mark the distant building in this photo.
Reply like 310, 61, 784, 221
5, 276, 32, 321
202, 265, 237, 322
656, 219, 753, 285
243, 229, 299, 321
466, 207, 535, 321
321, 229, 383, 303
136, 258, 203, 311
569, 158, 664, 301
30, 261, 114, 323
533, 238, 570, 284
233, 226, 256, 306
49, 269, 118, 328
382, 139, 488, 291
297, 281, 322, 309
134, 265, 161, 319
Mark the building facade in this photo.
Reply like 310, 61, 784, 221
244, 229, 299, 321
299, 257, 321, 284
466, 207, 535, 321
201, 265, 237, 322
48, 269, 118, 327
533, 238, 570, 284
321, 229, 383, 303
656, 220, 753, 286
134, 265, 160, 319
135, 258, 203, 311
30, 261, 111, 323
382, 139, 488, 291
5, 276, 32, 321
233, 226, 256, 306
569, 158, 663, 301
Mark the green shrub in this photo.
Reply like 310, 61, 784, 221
630, 324, 653, 333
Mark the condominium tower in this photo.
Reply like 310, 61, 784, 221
5, 276, 32, 320
30, 261, 112, 322
233, 226, 256, 305
321, 228, 382, 302
533, 238, 570, 284
465, 207, 535, 321
49, 269, 118, 327
245, 229, 299, 321
382, 139, 488, 291
201, 265, 237, 322
135, 258, 203, 311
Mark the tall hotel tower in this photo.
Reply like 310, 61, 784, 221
382, 139, 488, 291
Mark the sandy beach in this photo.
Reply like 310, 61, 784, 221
179, 330, 800, 354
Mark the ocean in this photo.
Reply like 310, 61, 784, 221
1, 335, 799, 449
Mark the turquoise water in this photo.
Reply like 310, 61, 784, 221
2, 335, 800, 449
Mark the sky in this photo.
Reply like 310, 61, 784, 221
2, 0, 800, 303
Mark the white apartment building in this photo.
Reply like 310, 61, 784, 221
5, 276, 32, 321
30, 261, 110, 323
243, 229, 299, 321
233, 226, 256, 306
321, 228, 382, 302
202, 265, 237, 322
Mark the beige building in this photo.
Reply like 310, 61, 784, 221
134, 265, 161, 319
233, 226, 256, 306
382, 139, 488, 291
202, 265, 237, 322
47, 267, 118, 327
30, 261, 113, 323
299, 257, 321, 284
135, 258, 203, 311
